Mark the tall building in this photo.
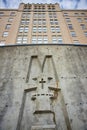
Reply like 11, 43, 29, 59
0, 3, 87, 130
0, 3, 87, 45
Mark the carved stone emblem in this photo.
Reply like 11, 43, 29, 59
16, 55, 71, 130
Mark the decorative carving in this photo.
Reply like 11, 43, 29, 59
16, 55, 71, 130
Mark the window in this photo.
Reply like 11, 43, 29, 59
84, 18, 87, 22
66, 18, 71, 22
56, 26, 60, 33
68, 24, 73, 30
3, 32, 8, 37
43, 37, 48, 43
74, 13, 79, 16
23, 8, 31, 12
52, 35, 63, 43
77, 18, 82, 22
81, 13, 85, 16
31, 36, 48, 44
32, 37, 37, 44
0, 41, 5, 45
80, 24, 86, 30
32, 26, 47, 33
84, 32, 87, 37
21, 19, 29, 25
0, 12, 4, 16
57, 36, 63, 43
10, 12, 15, 16
24, 27, 29, 32
19, 27, 24, 32
70, 31, 76, 37
38, 20, 42, 25
38, 27, 42, 32
64, 13, 68, 16
38, 37, 43, 43
16, 36, 27, 44
51, 27, 55, 32
51, 26, 60, 33
8, 18, 13, 22
5, 24, 11, 29
33, 27, 37, 32
16, 36, 22, 44
22, 37, 27, 44
52, 37, 57, 43
73, 40, 79, 44
43, 27, 47, 32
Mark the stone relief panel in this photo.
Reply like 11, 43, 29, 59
16, 55, 71, 130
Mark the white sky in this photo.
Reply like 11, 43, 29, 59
0, 0, 87, 9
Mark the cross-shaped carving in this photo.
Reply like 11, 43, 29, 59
39, 78, 46, 89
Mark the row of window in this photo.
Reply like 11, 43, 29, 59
33, 20, 46, 25
34, 13, 45, 16
67, 23, 87, 30
22, 13, 31, 18
16, 36, 63, 44
16, 36, 27, 44
0, 17, 13, 22
3, 30, 87, 38
23, 5, 56, 10
0, 39, 82, 45
77, 18, 87, 22
32, 26, 60, 33
65, 17, 87, 23
52, 36, 62, 43
21, 19, 30, 25
19, 26, 29, 33
32, 36, 48, 44
0, 12, 15, 16
64, 12, 87, 16
32, 27, 47, 33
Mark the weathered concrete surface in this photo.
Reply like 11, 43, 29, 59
0, 45, 87, 130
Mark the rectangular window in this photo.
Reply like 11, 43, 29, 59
24, 27, 29, 32
32, 37, 37, 44
84, 32, 87, 37
56, 26, 60, 33
70, 31, 76, 37
21, 20, 25, 25
81, 13, 85, 16
3, 32, 8, 37
10, 12, 15, 16
5, 24, 11, 29
16, 36, 27, 44
43, 27, 47, 32
43, 37, 48, 43
74, 13, 79, 16
19, 27, 24, 32
22, 37, 27, 44
37, 37, 43, 44
84, 18, 87, 22
64, 13, 68, 16
80, 24, 86, 30
33, 27, 37, 32
52, 37, 57, 43
77, 18, 82, 22
8, 18, 13, 22
0, 12, 4, 16
0, 40, 5, 45
38, 27, 42, 32
68, 24, 73, 30
66, 18, 71, 22
16, 36, 22, 44
57, 36, 63, 43
73, 40, 79, 44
